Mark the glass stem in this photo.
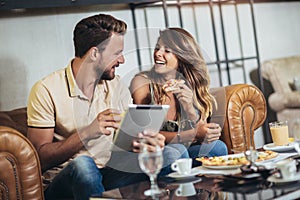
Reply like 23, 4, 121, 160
150, 175, 158, 191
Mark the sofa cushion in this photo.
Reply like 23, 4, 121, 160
0, 108, 27, 136
289, 77, 300, 91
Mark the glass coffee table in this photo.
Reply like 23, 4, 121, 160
94, 174, 300, 200
94, 152, 300, 200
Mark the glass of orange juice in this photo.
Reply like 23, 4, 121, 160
269, 121, 289, 146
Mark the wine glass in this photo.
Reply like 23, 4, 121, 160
138, 138, 164, 197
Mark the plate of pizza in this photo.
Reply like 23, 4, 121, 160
256, 150, 278, 162
197, 150, 278, 170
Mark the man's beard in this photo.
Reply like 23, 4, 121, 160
96, 67, 114, 81
102, 70, 115, 80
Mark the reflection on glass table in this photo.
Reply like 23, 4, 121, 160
98, 173, 300, 200
97, 151, 300, 200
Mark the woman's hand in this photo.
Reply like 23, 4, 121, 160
196, 123, 221, 143
132, 131, 165, 153
172, 82, 198, 121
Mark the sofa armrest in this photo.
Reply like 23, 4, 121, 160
220, 84, 267, 154
0, 126, 44, 200
269, 91, 300, 112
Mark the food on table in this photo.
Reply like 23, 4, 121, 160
256, 150, 278, 162
196, 150, 278, 166
162, 79, 185, 92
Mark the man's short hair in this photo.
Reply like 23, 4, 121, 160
73, 14, 127, 58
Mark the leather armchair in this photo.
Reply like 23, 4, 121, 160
0, 83, 266, 199
261, 55, 300, 134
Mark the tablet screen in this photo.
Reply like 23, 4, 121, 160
112, 104, 169, 151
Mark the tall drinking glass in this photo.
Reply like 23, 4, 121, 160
269, 121, 289, 146
138, 139, 164, 196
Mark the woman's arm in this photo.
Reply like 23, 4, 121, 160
160, 129, 196, 144
130, 75, 151, 104
130, 75, 201, 144
172, 81, 199, 122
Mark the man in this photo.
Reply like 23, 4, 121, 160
27, 14, 188, 200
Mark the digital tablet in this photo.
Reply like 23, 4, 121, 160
112, 104, 170, 151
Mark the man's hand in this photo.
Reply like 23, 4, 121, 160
81, 108, 122, 142
132, 131, 165, 153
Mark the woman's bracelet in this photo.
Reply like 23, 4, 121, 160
177, 131, 181, 143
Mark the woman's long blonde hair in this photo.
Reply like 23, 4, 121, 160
139, 27, 215, 120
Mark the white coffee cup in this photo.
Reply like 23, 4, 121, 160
175, 182, 196, 197
276, 159, 297, 179
171, 158, 192, 175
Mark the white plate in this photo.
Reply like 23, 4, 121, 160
168, 168, 202, 179
202, 164, 242, 170
200, 151, 278, 170
267, 173, 300, 184
263, 143, 294, 152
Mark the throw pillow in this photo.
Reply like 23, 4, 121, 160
289, 77, 300, 91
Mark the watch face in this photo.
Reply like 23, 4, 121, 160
162, 120, 179, 132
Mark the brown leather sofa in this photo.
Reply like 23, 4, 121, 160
0, 109, 44, 200
0, 83, 266, 200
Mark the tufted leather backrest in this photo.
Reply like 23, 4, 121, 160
0, 126, 44, 200
220, 84, 267, 153
0, 108, 27, 137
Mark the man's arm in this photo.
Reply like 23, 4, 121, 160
28, 108, 122, 172
27, 127, 84, 172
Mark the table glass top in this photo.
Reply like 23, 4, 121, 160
98, 152, 300, 200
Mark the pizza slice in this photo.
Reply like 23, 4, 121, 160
256, 150, 278, 162
196, 150, 278, 167
162, 79, 185, 92
197, 156, 249, 166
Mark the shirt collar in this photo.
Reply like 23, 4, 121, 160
65, 61, 109, 99
65, 61, 80, 98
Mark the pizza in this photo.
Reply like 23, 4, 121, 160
197, 150, 278, 167
256, 150, 278, 162
197, 155, 249, 166
162, 79, 185, 92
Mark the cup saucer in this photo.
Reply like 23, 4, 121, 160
168, 168, 201, 179
263, 142, 294, 152
267, 172, 300, 184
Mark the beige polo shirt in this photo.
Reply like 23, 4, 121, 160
27, 62, 132, 178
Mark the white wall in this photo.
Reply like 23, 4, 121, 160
0, 2, 300, 146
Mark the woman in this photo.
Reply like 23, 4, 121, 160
130, 28, 227, 164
